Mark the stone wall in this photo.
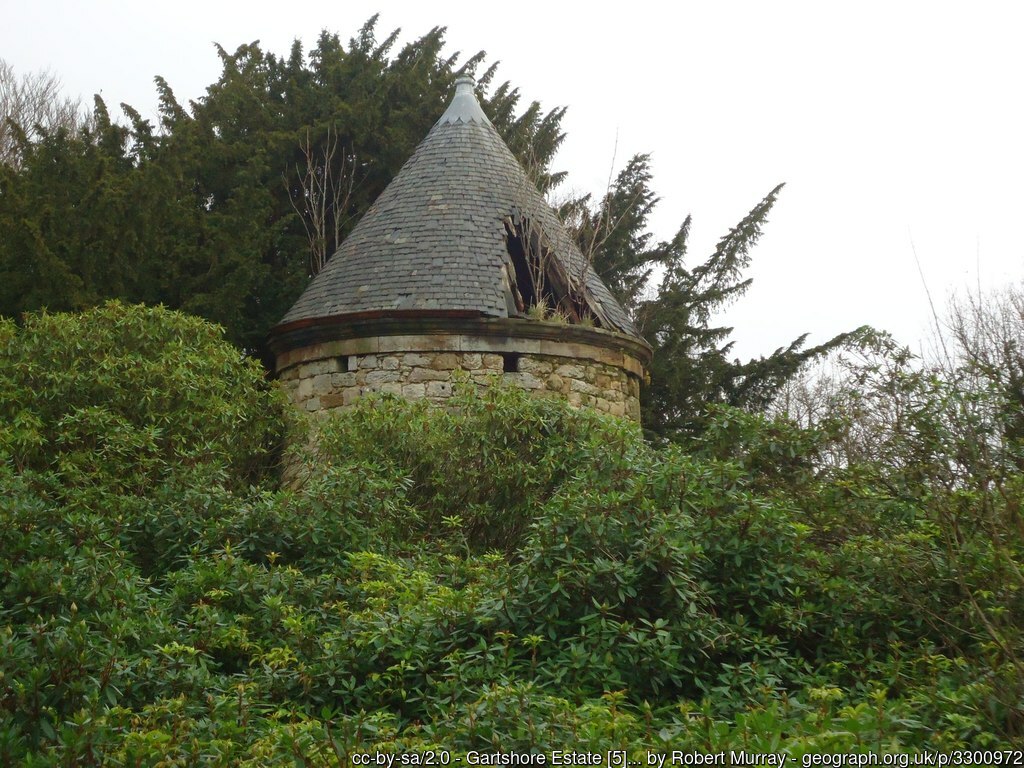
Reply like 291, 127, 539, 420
278, 348, 642, 420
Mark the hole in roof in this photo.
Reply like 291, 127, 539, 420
502, 215, 600, 328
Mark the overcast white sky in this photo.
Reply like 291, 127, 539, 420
3, 1, 1021, 359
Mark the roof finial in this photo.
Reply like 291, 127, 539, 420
438, 73, 490, 126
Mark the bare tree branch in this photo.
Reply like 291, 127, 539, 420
286, 124, 360, 276
0, 58, 86, 169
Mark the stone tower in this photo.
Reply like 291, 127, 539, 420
268, 76, 651, 419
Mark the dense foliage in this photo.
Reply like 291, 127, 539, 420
0, 302, 285, 488
1, 303, 1021, 762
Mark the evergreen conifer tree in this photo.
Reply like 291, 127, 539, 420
577, 163, 855, 442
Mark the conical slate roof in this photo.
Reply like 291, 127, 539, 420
276, 76, 640, 339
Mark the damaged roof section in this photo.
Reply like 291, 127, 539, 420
277, 76, 641, 340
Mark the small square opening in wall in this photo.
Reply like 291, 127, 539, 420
502, 353, 521, 373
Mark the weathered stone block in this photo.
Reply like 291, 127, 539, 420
381, 356, 400, 370
377, 334, 461, 353
408, 367, 450, 383
508, 372, 543, 390
402, 383, 426, 398
312, 373, 333, 395
308, 359, 340, 377
482, 354, 503, 370
429, 353, 460, 370
365, 369, 400, 385
379, 382, 403, 396
331, 372, 357, 388
519, 357, 553, 375
463, 353, 482, 370
471, 336, 541, 354
425, 380, 452, 398
402, 353, 432, 367
570, 378, 601, 396
321, 392, 346, 409
555, 363, 585, 379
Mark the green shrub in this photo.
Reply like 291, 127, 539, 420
311, 383, 646, 554
1, 319, 1018, 758
0, 301, 286, 493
